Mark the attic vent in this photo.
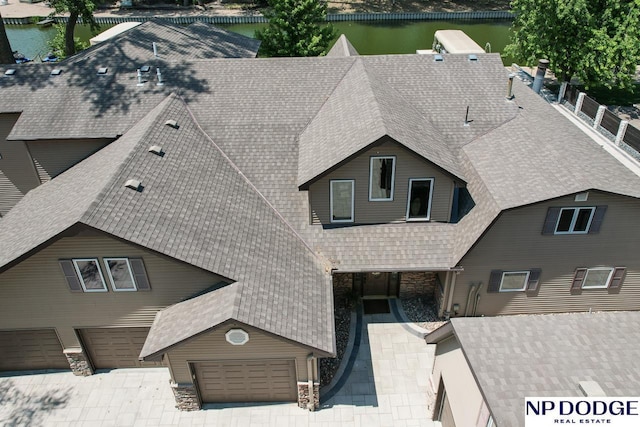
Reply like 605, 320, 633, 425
148, 145, 165, 156
4, 69, 16, 76
50, 69, 62, 76
434, 54, 443, 62
165, 119, 179, 129
140, 65, 151, 73
575, 192, 589, 202
124, 179, 142, 191
225, 329, 249, 346
97, 67, 108, 75
579, 381, 606, 397
468, 54, 478, 62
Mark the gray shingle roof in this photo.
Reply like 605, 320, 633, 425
326, 34, 359, 57
442, 312, 640, 427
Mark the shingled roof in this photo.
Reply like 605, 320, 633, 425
326, 34, 359, 57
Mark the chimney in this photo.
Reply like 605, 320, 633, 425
506, 73, 515, 100
532, 59, 549, 94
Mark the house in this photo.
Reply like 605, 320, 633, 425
425, 312, 640, 426
1, 25, 640, 410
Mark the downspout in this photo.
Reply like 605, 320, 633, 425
307, 354, 316, 411
464, 283, 477, 317
444, 271, 458, 320
472, 283, 483, 317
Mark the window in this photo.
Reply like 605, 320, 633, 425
571, 267, 626, 290
488, 269, 542, 293
406, 178, 434, 221
581, 268, 613, 289
555, 207, 595, 234
72, 258, 107, 292
104, 258, 137, 291
369, 156, 395, 201
330, 180, 354, 223
499, 271, 530, 292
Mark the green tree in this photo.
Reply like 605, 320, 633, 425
47, 0, 99, 57
48, 23, 88, 59
255, 0, 336, 57
0, 13, 14, 64
506, 0, 640, 89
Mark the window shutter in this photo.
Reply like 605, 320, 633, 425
571, 268, 588, 290
542, 207, 561, 235
487, 270, 503, 293
129, 258, 151, 291
588, 206, 607, 234
608, 267, 626, 289
527, 269, 542, 291
59, 260, 82, 292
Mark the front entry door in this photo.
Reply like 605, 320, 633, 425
363, 272, 389, 296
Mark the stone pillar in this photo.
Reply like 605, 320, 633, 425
170, 381, 201, 411
593, 105, 606, 129
297, 382, 320, 411
399, 272, 437, 299
574, 92, 585, 115
63, 348, 94, 376
332, 273, 353, 301
616, 120, 629, 146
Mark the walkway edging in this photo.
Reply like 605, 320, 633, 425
389, 298, 429, 338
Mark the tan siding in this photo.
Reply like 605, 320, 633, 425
455, 191, 640, 316
309, 138, 455, 225
0, 114, 41, 215
167, 324, 311, 384
27, 139, 111, 183
0, 229, 225, 349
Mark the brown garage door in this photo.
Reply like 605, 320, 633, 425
79, 327, 162, 369
0, 329, 68, 371
194, 359, 297, 403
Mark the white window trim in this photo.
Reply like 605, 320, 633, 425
368, 156, 396, 201
554, 207, 595, 234
103, 258, 138, 292
405, 178, 434, 222
72, 258, 107, 293
499, 270, 530, 292
330, 179, 355, 223
582, 267, 614, 289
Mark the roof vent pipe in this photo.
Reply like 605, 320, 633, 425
532, 59, 549, 94
153, 42, 157, 57
156, 67, 164, 86
506, 73, 515, 100
136, 69, 144, 86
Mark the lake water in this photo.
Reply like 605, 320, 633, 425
6, 20, 514, 63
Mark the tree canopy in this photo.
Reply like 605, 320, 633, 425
255, 0, 336, 57
506, 0, 640, 89
47, 0, 99, 56
0, 13, 14, 64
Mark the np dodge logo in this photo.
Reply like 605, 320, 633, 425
525, 398, 640, 426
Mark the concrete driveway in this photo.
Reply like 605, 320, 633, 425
0, 305, 436, 426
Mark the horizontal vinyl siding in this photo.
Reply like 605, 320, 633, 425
167, 324, 310, 384
309, 139, 455, 225
456, 192, 640, 316
0, 170, 23, 217
0, 229, 225, 349
27, 139, 111, 183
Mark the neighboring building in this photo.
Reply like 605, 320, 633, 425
426, 312, 640, 426
1, 27, 640, 410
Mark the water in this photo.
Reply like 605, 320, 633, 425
6, 20, 514, 63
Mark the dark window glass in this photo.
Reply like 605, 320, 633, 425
407, 180, 432, 219
556, 209, 574, 232
574, 208, 593, 232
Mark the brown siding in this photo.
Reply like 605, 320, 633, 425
0, 229, 225, 349
27, 139, 111, 183
167, 323, 311, 384
455, 191, 640, 316
308, 138, 456, 225
0, 114, 41, 215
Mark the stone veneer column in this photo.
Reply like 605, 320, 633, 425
332, 273, 353, 300
297, 382, 320, 411
170, 381, 201, 411
399, 272, 438, 299
63, 348, 94, 376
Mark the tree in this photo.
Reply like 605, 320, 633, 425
255, 0, 336, 57
0, 13, 14, 64
48, 24, 88, 60
506, 0, 640, 89
47, 0, 99, 57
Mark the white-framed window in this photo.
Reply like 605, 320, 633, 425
104, 258, 137, 291
72, 258, 107, 292
486, 415, 495, 427
369, 156, 396, 201
555, 207, 595, 234
499, 271, 530, 292
406, 178, 434, 221
330, 179, 355, 223
581, 267, 614, 289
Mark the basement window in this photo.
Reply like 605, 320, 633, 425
369, 156, 395, 201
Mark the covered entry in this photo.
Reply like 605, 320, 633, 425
357, 272, 399, 297
79, 327, 162, 369
193, 359, 297, 403
0, 329, 68, 371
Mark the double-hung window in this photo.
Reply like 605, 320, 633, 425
369, 156, 395, 201
330, 180, 355, 223
406, 178, 434, 221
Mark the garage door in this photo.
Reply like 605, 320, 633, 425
79, 327, 162, 369
194, 360, 297, 403
0, 329, 68, 371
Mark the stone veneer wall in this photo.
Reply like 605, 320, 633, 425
332, 273, 353, 301
171, 381, 201, 411
297, 382, 320, 410
399, 272, 438, 299
63, 348, 93, 376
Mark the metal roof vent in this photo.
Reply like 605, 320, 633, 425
434, 54, 444, 62
97, 67, 108, 75
225, 329, 249, 346
140, 65, 151, 73
50, 69, 62, 76
165, 119, 179, 129
148, 145, 165, 157
124, 179, 142, 192
468, 54, 478, 62
579, 381, 606, 397
4, 69, 16, 76
575, 192, 589, 202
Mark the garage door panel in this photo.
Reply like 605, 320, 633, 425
0, 330, 68, 371
80, 327, 162, 369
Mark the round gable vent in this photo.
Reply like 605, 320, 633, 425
225, 329, 249, 346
